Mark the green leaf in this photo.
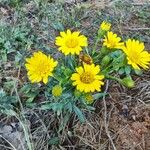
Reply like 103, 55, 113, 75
25, 102, 37, 108
93, 93, 107, 100
48, 137, 60, 145
86, 105, 95, 111
73, 105, 85, 123
20, 84, 31, 94
64, 68, 72, 77
52, 22, 64, 31
26, 97, 35, 103
58, 113, 71, 132
52, 103, 63, 112
26, 92, 37, 100
4, 41, 13, 53
15, 51, 23, 63
65, 102, 73, 112
2, 109, 17, 116
134, 69, 143, 75
118, 68, 125, 74
125, 66, 131, 75
0, 89, 6, 97
40, 103, 63, 113
40, 103, 54, 110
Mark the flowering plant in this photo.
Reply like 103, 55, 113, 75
24, 21, 150, 123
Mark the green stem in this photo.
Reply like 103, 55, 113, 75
92, 30, 105, 55
94, 51, 103, 62
85, 47, 89, 55
102, 64, 112, 72
53, 74, 61, 82
102, 53, 125, 73
105, 75, 122, 83
92, 37, 100, 55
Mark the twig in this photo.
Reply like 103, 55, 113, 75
124, 27, 150, 31
103, 80, 117, 150
75, 135, 97, 150
130, 3, 150, 6
109, 1, 149, 6
13, 79, 33, 150
0, 144, 14, 150
0, 135, 17, 150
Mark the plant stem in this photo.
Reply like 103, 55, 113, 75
105, 74, 122, 83
85, 47, 89, 55
92, 37, 100, 55
92, 31, 104, 55
53, 74, 61, 82
13, 79, 33, 150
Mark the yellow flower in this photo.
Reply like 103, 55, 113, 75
71, 63, 104, 93
100, 21, 111, 31
103, 31, 124, 49
52, 85, 63, 97
122, 39, 150, 70
25, 51, 58, 84
85, 94, 94, 104
55, 29, 88, 55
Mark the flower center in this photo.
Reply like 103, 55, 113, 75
129, 52, 140, 63
80, 72, 94, 84
37, 62, 49, 76
109, 39, 116, 48
66, 38, 78, 48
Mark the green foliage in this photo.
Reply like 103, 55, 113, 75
0, 25, 32, 61
48, 137, 60, 145
0, 88, 17, 112
20, 84, 40, 103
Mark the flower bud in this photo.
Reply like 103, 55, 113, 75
101, 55, 111, 67
52, 85, 62, 97
98, 21, 111, 37
100, 21, 111, 31
64, 68, 72, 76
79, 53, 93, 65
100, 47, 109, 55
121, 77, 135, 88
85, 94, 94, 104
74, 90, 82, 98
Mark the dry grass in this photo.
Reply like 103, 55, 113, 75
73, 77, 150, 149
